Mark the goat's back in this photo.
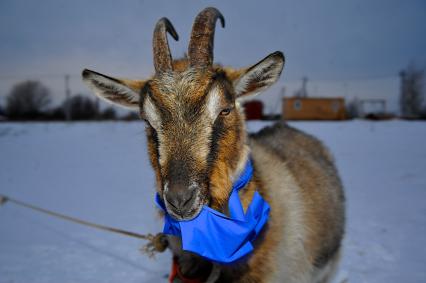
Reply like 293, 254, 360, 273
248, 122, 345, 283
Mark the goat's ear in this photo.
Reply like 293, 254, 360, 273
231, 51, 284, 100
82, 69, 146, 110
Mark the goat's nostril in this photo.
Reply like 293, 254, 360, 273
182, 192, 194, 207
166, 197, 179, 210
166, 191, 196, 212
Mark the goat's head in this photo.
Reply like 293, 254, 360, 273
82, 7, 284, 220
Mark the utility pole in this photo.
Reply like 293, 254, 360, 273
399, 70, 407, 117
301, 77, 308, 97
65, 74, 71, 121
295, 77, 309, 97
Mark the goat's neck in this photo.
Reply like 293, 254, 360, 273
221, 143, 255, 215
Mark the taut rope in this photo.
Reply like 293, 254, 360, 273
0, 194, 168, 256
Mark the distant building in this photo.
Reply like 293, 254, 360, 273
243, 100, 264, 120
283, 97, 346, 120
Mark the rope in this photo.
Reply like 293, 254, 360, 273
0, 194, 221, 281
0, 194, 168, 256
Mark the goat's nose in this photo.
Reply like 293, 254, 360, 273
165, 184, 196, 215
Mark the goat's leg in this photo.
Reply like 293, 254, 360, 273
176, 252, 213, 279
205, 263, 221, 283
167, 235, 218, 281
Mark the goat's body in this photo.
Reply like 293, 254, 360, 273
82, 7, 345, 282
246, 122, 345, 283
168, 122, 345, 283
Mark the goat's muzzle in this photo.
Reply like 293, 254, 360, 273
164, 182, 204, 220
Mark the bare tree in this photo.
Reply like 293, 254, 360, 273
6, 80, 51, 120
100, 107, 117, 120
65, 94, 97, 120
400, 65, 424, 117
122, 111, 139, 121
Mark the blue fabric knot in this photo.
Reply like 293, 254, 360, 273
155, 159, 270, 264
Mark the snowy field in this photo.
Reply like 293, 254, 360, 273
0, 121, 425, 283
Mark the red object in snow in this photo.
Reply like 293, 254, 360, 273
243, 100, 263, 120
169, 257, 204, 283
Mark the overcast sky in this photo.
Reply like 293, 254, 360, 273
1, 0, 425, 113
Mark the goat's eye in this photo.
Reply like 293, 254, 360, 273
219, 108, 232, 116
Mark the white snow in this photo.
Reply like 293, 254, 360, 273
0, 121, 425, 283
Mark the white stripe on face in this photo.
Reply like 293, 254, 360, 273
206, 85, 222, 121
144, 97, 168, 168
144, 97, 162, 130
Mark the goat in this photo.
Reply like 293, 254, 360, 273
82, 7, 345, 283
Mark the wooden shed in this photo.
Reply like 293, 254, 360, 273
283, 97, 346, 120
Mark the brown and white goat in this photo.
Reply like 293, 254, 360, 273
82, 7, 345, 283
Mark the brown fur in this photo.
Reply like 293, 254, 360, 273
82, 7, 344, 283
166, 122, 345, 283
252, 124, 345, 267
83, 63, 345, 283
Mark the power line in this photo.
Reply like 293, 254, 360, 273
0, 74, 82, 80
282, 73, 399, 84
0, 73, 400, 82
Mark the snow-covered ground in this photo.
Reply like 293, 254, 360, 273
0, 121, 425, 283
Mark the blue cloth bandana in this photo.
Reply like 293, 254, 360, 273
155, 160, 270, 264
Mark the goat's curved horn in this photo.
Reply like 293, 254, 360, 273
188, 7, 225, 68
153, 17, 179, 73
